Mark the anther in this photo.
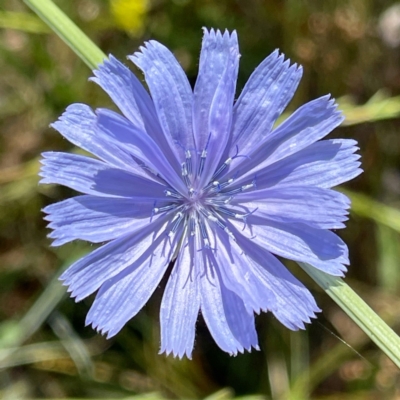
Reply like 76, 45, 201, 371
211, 145, 250, 180
197, 150, 207, 177
190, 215, 197, 236
185, 150, 192, 176
224, 179, 255, 196
152, 204, 176, 214
181, 162, 191, 188
168, 212, 185, 239
212, 178, 234, 192
198, 218, 213, 250
197, 133, 211, 177
164, 189, 182, 199
204, 180, 220, 191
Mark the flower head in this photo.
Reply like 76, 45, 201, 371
41, 29, 362, 358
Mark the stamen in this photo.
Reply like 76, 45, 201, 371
168, 212, 185, 238
207, 210, 236, 241
197, 149, 207, 177
152, 204, 176, 214
217, 207, 237, 218
190, 215, 197, 236
210, 178, 233, 192
211, 145, 250, 180
185, 150, 192, 176
217, 206, 258, 231
212, 159, 230, 180
198, 218, 212, 249
197, 133, 211, 177
204, 180, 220, 191
174, 141, 193, 177
164, 189, 182, 199
204, 196, 232, 206
181, 162, 191, 188
223, 176, 257, 195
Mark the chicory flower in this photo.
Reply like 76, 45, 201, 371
41, 29, 361, 358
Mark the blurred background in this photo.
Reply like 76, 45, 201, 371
0, 0, 400, 398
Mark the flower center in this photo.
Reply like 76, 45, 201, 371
151, 147, 258, 247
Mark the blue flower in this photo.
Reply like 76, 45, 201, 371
41, 29, 362, 358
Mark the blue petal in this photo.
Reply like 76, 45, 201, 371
199, 258, 259, 355
159, 238, 200, 359
194, 29, 240, 187
266, 139, 362, 189
232, 186, 350, 229
92, 56, 181, 171
229, 139, 361, 191
130, 40, 194, 159
265, 96, 344, 164
218, 282, 260, 352
231, 218, 348, 276
51, 104, 155, 178
231, 50, 302, 156
193, 29, 239, 147
44, 195, 164, 246
216, 228, 320, 329
85, 225, 181, 338
207, 231, 271, 314
40, 152, 168, 199
96, 109, 187, 195
60, 216, 170, 301
228, 95, 344, 179
231, 230, 321, 329
91, 56, 148, 130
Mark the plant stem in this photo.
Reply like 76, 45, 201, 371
23, 0, 106, 69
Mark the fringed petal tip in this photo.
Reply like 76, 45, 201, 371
201, 27, 238, 41
228, 343, 261, 357
85, 318, 123, 341
159, 334, 260, 360
58, 280, 84, 303
159, 347, 194, 360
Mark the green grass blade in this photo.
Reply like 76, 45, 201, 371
299, 262, 400, 368
23, 0, 106, 69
